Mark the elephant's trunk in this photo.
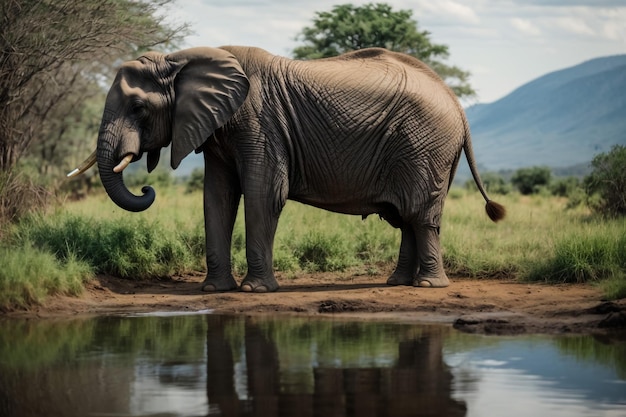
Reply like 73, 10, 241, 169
97, 136, 155, 213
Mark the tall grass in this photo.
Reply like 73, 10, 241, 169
0, 245, 92, 311
2, 184, 625, 309
15, 212, 205, 279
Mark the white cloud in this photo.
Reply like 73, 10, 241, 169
552, 16, 596, 37
164, 0, 626, 102
510, 18, 542, 36
415, 0, 481, 25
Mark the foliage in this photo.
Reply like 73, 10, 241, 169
13, 213, 204, 279
292, 3, 475, 98
3, 185, 626, 309
524, 221, 626, 300
0, 0, 188, 223
550, 176, 581, 198
464, 172, 511, 195
511, 166, 552, 195
0, 171, 50, 230
293, 232, 358, 272
125, 166, 175, 189
186, 168, 205, 194
0, 245, 92, 311
584, 145, 626, 217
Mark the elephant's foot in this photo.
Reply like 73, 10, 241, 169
240, 275, 279, 293
386, 271, 414, 286
201, 275, 238, 292
413, 273, 450, 288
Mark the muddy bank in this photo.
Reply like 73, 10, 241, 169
5, 271, 626, 336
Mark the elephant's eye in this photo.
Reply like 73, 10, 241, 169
131, 100, 148, 120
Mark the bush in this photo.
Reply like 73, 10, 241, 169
464, 172, 511, 195
125, 166, 174, 189
0, 171, 49, 229
550, 176, 581, 198
185, 168, 204, 194
511, 166, 552, 195
584, 145, 626, 217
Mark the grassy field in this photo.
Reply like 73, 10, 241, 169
1, 185, 625, 310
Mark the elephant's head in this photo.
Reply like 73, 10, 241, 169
68, 47, 249, 212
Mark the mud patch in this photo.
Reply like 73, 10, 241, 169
318, 299, 365, 313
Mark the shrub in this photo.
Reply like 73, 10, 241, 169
464, 172, 511, 195
125, 166, 174, 189
511, 166, 552, 195
185, 168, 204, 194
0, 171, 49, 229
584, 145, 626, 217
550, 176, 581, 198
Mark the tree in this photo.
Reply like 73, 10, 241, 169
511, 166, 552, 195
584, 145, 626, 217
292, 3, 475, 98
0, 0, 188, 175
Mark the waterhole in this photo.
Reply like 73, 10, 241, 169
0, 313, 624, 416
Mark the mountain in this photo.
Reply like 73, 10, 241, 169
465, 54, 626, 172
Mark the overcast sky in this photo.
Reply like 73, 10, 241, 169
166, 0, 626, 103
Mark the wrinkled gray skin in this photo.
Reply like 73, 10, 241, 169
95, 46, 504, 293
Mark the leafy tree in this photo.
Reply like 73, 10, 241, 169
0, 0, 188, 225
511, 166, 552, 195
584, 145, 626, 217
293, 3, 475, 98
0, 0, 188, 175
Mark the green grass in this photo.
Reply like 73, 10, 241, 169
15, 212, 205, 279
0, 245, 92, 311
1, 185, 625, 309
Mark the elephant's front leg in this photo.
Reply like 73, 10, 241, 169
240, 195, 282, 293
201, 159, 241, 292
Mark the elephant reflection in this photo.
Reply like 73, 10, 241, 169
205, 315, 466, 417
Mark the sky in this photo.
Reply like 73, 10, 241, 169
165, 0, 626, 104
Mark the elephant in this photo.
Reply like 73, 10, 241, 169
68, 46, 505, 293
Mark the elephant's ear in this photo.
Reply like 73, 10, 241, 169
167, 47, 249, 169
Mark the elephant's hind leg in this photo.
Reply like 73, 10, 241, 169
240, 276, 279, 293
413, 225, 450, 288
387, 225, 418, 286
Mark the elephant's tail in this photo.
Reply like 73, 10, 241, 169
462, 120, 506, 222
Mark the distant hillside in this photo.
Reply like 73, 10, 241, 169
465, 54, 626, 172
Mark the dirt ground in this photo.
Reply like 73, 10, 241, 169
6, 267, 626, 337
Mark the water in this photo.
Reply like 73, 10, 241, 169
0, 313, 624, 417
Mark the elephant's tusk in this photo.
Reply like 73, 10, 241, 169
113, 154, 134, 173
67, 150, 97, 178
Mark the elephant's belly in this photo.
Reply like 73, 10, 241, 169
289, 193, 403, 228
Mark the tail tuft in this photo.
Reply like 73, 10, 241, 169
485, 200, 506, 222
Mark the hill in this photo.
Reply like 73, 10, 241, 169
465, 54, 626, 172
